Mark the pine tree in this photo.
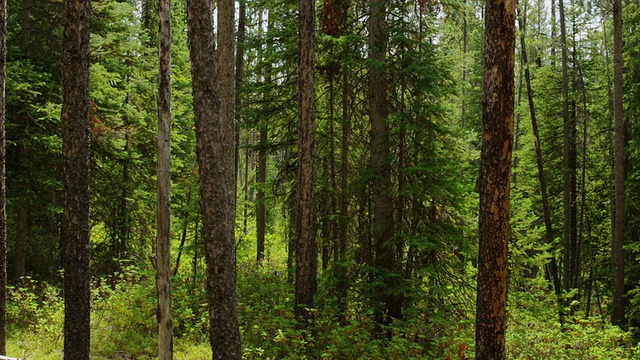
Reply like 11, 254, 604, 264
61, 0, 92, 358
475, 0, 515, 357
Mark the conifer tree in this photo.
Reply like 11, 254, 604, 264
475, 0, 515, 357
61, 0, 92, 358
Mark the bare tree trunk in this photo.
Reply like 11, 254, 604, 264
13, 0, 32, 283
295, 0, 318, 327
475, 0, 515, 358
0, 0, 7, 352
12, 147, 28, 281
559, 0, 576, 308
611, 0, 626, 327
236, 0, 246, 239
61, 0, 92, 358
186, 0, 241, 357
156, 0, 173, 357
369, 0, 400, 328
256, 127, 267, 263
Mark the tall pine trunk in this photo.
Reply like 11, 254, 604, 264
0, 0, 6, 352
295, 0, 318, 326
611, 0, 626, 327
61, 0, 92, 358
369, 0, 400, 328
558, 0, 577, 307
156, 0, 173, 357
186, 0, 241, 357
475, 0, 515, 358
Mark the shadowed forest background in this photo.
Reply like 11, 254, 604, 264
2, 0, 640, 358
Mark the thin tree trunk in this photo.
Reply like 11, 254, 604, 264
13, 0, 32, 283
236, 0, 246, 236
61, 0, 92, 358
611, 0, 625, 326
475, 0, 515, 358
256, 127, 267, 263
336, 47, 350, 319
156, 0, 173, 357
559, 0, 576, 307
518, 1, 563, 324
295, 0, 318, 327
12, 145, 28, 281
0, 0, 6, 352
186, 0, 241, 357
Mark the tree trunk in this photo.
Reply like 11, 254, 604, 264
611, 0, 625, 327
559, 0, 576, 308
295, 0, 318, 326
12, 145, 28, 281
61, 0, 92, 358
13, 0, 32, 283
156, 0, 173, 357
235, 0, 246, 218
256, 16, 271, 263
256, 127, 267, 263
0, 0, 7, 352
186, 0, 241, 357
475, 0, 515, 358
369, 0, 400, 329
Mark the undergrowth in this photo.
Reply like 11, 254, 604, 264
4, 262, 639, 359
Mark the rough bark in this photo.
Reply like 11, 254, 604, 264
611, 0, 625, 327
559, 0, 577, 308
186, 0, 241, 357
12, 155, 27, 281
13, 0, 32, 282
235, 0, 246, 205
0, 0, 6, 353
156, 0, 173, 357
61, 0, 92, 359
295, 0, 318, 326
369, 0, 400, 327
475, 0, 515, 358
256, 127, 267, 263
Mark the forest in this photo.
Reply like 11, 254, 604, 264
0, 0, 639, 358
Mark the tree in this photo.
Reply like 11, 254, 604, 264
559, 0, 578, 306
611, 0, 625, 327
475, 0, 515, 358
295, 0, 318, 326
61, 0, 92, 358
186, 0, 241, 357
156, 0, 173, 357
0, 0, 6, 353
369, 0, 400, 328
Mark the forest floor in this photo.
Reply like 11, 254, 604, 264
5, 261, 640, 360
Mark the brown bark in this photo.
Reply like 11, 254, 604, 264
0, 0, 6, 353
559, 0, 577, 305
156, 0, 173, 357
369, 0, 400, 327
475, 0, 515, 358
611, 0, 625, 327
12, 144, 28, 281
186, 0, 241, 357
295, 0, 318, 325
235, 0, 246, 207
61, 0, 92, 359
256, 127, 267, 263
